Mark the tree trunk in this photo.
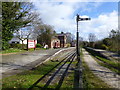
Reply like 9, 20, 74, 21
22, 40, 24, 50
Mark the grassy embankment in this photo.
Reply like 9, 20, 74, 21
0, 48, 46, 55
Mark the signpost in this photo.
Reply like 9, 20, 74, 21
27, 39, 37, 50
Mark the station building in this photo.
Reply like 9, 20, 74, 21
9, 32, 70, 49
50, 36, 60, 48
49, 32, 67, 48
57, 32, 67, 48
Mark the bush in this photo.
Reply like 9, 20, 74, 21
66, 43, 71, 47
36, 44, 42, 48
94, 42, 106, 50
101, 44, 109, 50
10, 44, 27, 49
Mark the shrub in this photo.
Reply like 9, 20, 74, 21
101, 44, 109, 50
66, 43, 71, 47
10, 44, 27, 49
94, 42, 106, 50
36, 44, 42, 48
2, 40, 10, 50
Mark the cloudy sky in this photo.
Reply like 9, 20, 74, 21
33, 0, 118, 41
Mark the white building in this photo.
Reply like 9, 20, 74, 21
9, 37, 37, 44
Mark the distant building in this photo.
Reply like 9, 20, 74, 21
9, 36, 20, 44
50, 36, 60, 48
48, 32, 68, 48
9, 36, 37, 44
57, 32, 67, 48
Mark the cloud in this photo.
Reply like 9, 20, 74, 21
34, 2, 74, 24
2, 0, 119, 2
33, 1, 118, 41
80, 10, 118, 40
32, 0, 119, 2
33, 2, 91, 30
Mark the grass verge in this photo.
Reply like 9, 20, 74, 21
0, 48, 46, 55
2, 60, 59, 89
93, 56, 120, 74
0, 48, 25, 54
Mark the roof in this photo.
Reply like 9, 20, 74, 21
51, 36, 60, 40
57, 33, 67, 37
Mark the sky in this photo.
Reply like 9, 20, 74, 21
33, 0, 118, 41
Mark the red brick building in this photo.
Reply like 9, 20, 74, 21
49, 32, 67, 48
50, 36, 60, 48
57, 32, 67, 48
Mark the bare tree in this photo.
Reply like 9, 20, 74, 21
14, 29, 31, 49
89, 33, 96, 42
33, 24, 56, 46
88, 33, 96, 48
14, 11, 42, 49
66, 32, 75, 44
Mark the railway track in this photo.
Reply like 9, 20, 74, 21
28, 50, 77, 89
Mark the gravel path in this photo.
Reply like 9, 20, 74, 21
82, 49, 120, 89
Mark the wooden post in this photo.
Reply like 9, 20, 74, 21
27, 39, 28, 51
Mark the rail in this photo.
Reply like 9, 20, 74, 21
28, 50, 76, 89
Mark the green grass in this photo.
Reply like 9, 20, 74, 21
60, 73, 74, 89
0, 48, 47, 54
61, 61, 77, 89
28, 48, 47, 51
93, 56, 120, 74
2, 61, 59, 89
96, 56, 120, 68
2, 55, 77, 89
0, 48, 25, 54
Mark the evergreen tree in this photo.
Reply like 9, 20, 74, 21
2, 2, 34, 50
